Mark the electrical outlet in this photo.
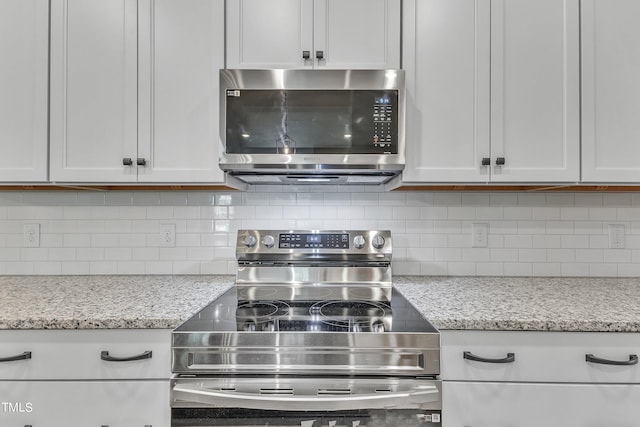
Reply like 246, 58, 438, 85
608, 224, 625, 249
471, 223, 488, 248
24, 223, 40, 247
159, 223, 176, 247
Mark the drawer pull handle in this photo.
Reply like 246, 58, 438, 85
101, 350, 152, 362
463, 351, 515, 364
586, 353, 638, 366
0, 351, 31, 363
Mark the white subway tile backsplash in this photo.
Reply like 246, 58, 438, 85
532, 263, 561, 277
588, 263, 617, 277
337, 206, 365, 220
604, 193, 632, 207
2, 190, 640, 277
561, 235, 589, 249
61, 261, 90, 275
518, 249, 547, 263
561, 207, 590, 221
546, 193, 575, 207
475, 207, 504, 220
576, 249, 604, 263
532, 207, 561, 220
504, 262, 533, 276
392, 207, 420, 220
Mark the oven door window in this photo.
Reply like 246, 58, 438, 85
172, 408, 441, 426
224, 90, 398, 155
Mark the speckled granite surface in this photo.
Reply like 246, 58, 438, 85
2, 275, 640, 331
394, 276, 640, 332
0, 275, 233, 329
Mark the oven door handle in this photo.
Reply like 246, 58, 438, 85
172, 384, 439, 411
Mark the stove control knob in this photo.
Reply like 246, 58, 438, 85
353, 235, 366, 249
372, 235, 386, 249
243, 235, 257, 248
262, 234, 275, 248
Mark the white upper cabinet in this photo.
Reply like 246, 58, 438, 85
226, 0, 400, 70
50, 0, 225, 183
581, 0, 640, 183
138, 0, 225, 183
0, 0, 49, 182
490, 0, 579, 183
50, 0, 138, 182
403, 0, 580, 184
402, 0, 491, 183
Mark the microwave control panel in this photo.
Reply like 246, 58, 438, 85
373, 96, 393, 149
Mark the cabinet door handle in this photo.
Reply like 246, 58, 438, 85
122, 157, 133, 166
0, 351, 31, 363
302, 50, 310, 60
495, 157, 505, 166
101, 350, 152, 362
137, 157, 147, 166
316, 50, 324, 60
463, 351, 515, 364
481, 157, 490, 166
586, 353, 638, 366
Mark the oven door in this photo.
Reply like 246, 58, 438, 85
171, 376, 441, 427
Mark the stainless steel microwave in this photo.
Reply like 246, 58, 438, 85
219, 69, 405, 185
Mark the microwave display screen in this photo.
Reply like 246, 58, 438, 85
225, 90, 398, 155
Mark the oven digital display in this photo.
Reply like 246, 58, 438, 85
279, 233, 349, 249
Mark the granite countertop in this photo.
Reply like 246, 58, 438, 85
1, 275, 640, 332
394, 276, 640, 332
0, 275, 233, 329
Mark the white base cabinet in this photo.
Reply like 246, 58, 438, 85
0, 380, 169, 427
0, 329, 171, 427
441, 330, 640, 427
444, 382, 640, 427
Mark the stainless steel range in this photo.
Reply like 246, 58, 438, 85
171, 230, 441, 426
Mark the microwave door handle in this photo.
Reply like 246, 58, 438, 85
172, 384, 439, 411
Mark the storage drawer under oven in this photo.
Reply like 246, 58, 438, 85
171, 376, 442, 426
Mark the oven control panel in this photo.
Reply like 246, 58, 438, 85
279, 233, 349, 249
236, 230, 392, 261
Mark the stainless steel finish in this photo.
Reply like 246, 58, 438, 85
171, 229, 441, 424
236, 230, 392, 263
172, 377, 441, 411
219, 69, 406, 185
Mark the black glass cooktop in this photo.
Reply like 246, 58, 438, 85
175, 286, 438, 334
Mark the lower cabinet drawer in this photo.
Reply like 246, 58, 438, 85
0, 329, 171, 380
0, 379, 170, 427
441, 330, 640, 383
443, 381, 640, 427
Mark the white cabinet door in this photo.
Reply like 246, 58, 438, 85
0, 0, 48, 182
443, 382, 640, 427
138, 0, 225, 183
226, 0, 314, 69
581, 0, 640, 183
490, 0, 580, 182
313, 0, 400, 69
402, 0, 491, 183
50, 0, 138, 182
0, 380, 169, 427
402, 0, 579, 184
226, 0, 400, 70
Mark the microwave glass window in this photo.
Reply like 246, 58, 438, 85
225, 90, 398, 154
